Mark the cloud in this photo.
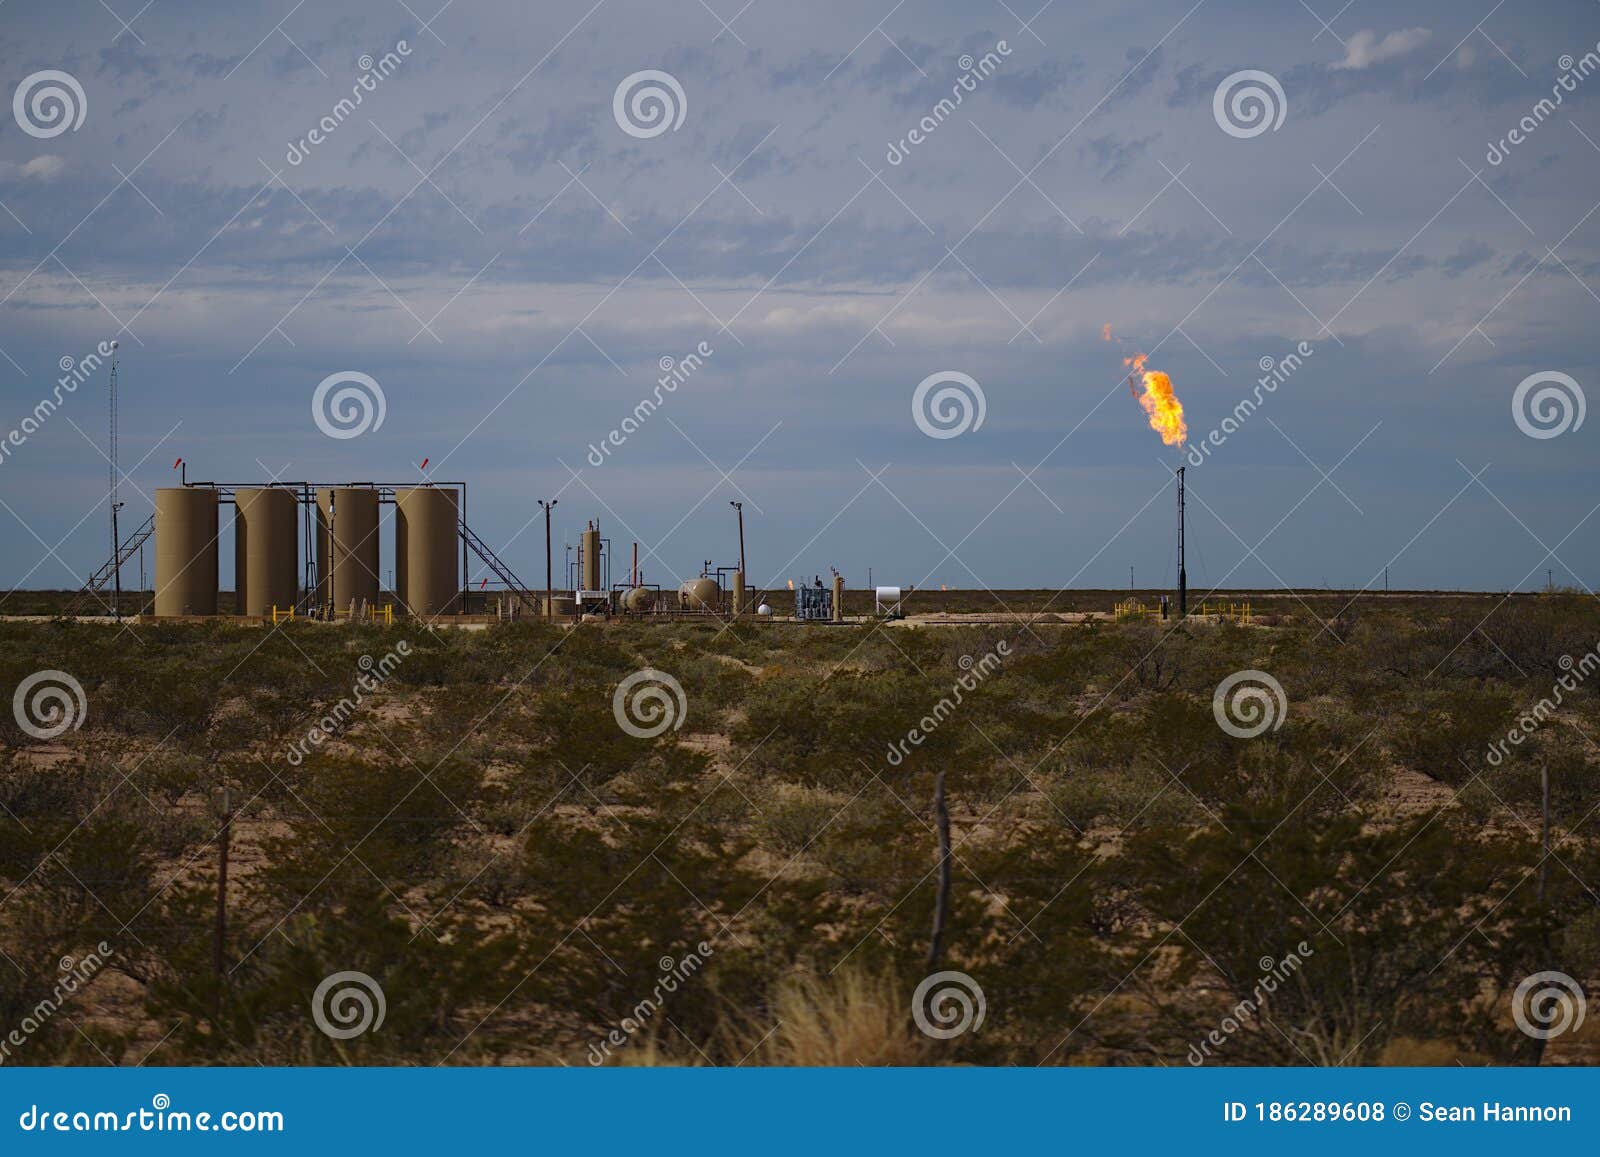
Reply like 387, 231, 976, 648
0, 156, 67, 181
1330, 28, 1432, 71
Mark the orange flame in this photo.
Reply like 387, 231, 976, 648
1133, 365, 1186, 447
786, 579, 795, 590
1107, 323, 1186, 447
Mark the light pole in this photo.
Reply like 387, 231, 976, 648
538, 499, 557, 621
326, 490, 338, 619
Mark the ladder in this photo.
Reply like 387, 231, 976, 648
72, 513, 155, 614
459, 520, 539, 614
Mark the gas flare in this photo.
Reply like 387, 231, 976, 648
1106, 325, 1186, 447
1134, 367, 1187, 447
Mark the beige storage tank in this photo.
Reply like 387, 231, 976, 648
155, 487, 219, 616
234, 487, 298, 616
395, 486, 460, 618
580, 523, 601, 591
316, 487, 381, 612
678, 577, 720, 612
622, 586, 656, 613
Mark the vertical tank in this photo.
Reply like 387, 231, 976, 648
315, 487, 381, 612
154, 487, 219, 615
832, 574, 844, 622
580, 522, 601, 591
732, 570, 745, 615
234, 487, 298, 616
395, 487, 460, 618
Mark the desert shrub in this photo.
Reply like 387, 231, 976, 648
1119, 812, 1555, 1064
1388, 687, 1519, 784
754, 783, 852, 857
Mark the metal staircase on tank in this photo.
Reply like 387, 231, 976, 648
459, 519, 540, 615
73, 513, 154, 615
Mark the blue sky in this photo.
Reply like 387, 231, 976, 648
1, 0, 1597, 594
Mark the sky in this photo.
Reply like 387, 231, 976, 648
1, 0, 1598, 596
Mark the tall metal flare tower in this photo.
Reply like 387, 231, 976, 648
108, 343, 122, 618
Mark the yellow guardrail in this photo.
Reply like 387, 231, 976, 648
1197, 600, 1252, 624
1114, 600, 1252, 624
272, 604, 394, 625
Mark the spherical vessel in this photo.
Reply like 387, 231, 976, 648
678, 577, 720, 611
